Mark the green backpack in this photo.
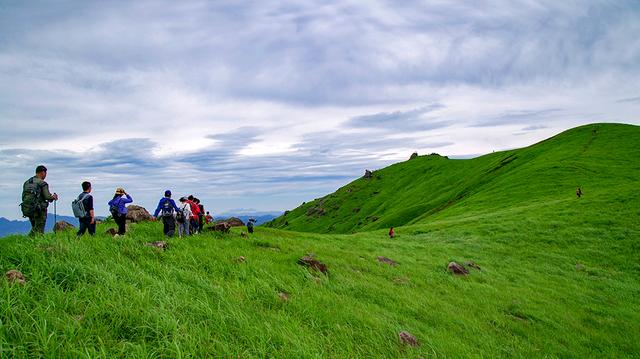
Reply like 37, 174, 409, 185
21, 177, 42, 217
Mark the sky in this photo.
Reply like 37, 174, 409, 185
0, 0, 639, 220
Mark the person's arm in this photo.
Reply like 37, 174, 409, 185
122, 194, 133, 204
41, 182, 58, 201
87, 195, 95, 224
172, 200, 180, 212
153, 199, 163, 218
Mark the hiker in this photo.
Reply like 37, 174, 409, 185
576, 186, 582, 198
187, 195, 201, 234
75, 181, 96, 237
247, 218, 256, 234
108, 187, 133, 236
205, 211, 213, 224
177, 197, 192, 237
389, 227, 395, 239
21, 165, 59, 236
153, 190, 181, 237
195, 198, 205, 232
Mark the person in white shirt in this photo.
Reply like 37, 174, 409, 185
177, 197, 193, 237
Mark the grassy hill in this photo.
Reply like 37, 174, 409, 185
264, 123, 640, 234
1, 123, 639, 357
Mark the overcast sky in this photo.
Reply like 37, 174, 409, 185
1, 1, 639, 219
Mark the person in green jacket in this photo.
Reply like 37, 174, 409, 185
21, 165, 58, 236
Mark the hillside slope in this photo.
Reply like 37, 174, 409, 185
264, 123, 640, 233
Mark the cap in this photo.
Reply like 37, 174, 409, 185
165, 190, 172, 197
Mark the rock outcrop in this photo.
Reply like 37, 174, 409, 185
298, 254, 328, 274
5, 270, 26, 285
53, 221, 75, 232
447, 262, 469, 275
126, 205, 153, 223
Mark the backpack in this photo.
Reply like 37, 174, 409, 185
176, 207, 185, 223
109, 199, 120, 217
161, 198, 174, 217
20, 177, 42, 217
72, 193, 91, 218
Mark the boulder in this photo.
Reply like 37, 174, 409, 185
447, 262, 469, 275
145, 241, 168, 250
126, 205, 153, 223
53, 221, 75, 232
409, 152, 418, 160
105, 228, 117, 237
298, 255, 328, 274
213, 222, 231, 233
399, 331, 419, 347
5, 270, 26, 285
226, 217, 245, 227
363, 169, 373, 179
377, 256, 398, 266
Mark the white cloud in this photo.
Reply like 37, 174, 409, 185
0, 0, 639, 219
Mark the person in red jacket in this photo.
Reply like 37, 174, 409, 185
187, 195, 201, 234
389, 227, 395, 239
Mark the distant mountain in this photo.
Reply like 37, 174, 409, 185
215, 211, 281, 226
0, 214, 88, 237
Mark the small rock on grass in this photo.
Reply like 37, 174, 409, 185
5, 270, 26, 285
377, 256, 398, 266
278, 292, 290, 302
236, 256, 246, 263
398, 331, 419, 347
447, 262, 469, 275
145, 241, 168, 250
298, 254, 328, 274
105, 228, 117, 237
465, 261, 481, 271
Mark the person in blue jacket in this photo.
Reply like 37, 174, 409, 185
153, 190, 180, 237
108, 187, 133, 236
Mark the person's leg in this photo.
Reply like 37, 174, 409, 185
77, 217, 88, 236
88, 219, 96, 236
31, 210, 47, 235
28, 215, 37, 236
184, 221, 190, 236
165, 217, 175, 237
117, 215, 126, 235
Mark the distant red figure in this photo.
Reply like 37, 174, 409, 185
389, 227, 395, 239
576, 187, 582, 198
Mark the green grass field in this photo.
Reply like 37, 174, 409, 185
1, 123, 639, 358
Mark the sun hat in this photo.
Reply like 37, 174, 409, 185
115, 187, 125, 195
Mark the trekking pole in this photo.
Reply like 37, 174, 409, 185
54, 199, 57, 226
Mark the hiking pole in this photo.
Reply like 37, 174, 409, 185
54, 198, 57, 226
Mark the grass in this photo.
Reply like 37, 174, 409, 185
1, 123, 639, 357
265, 123, 640, 234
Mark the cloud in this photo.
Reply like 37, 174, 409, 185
472, 109, 562, 127
344, 104, 451, 131
617, 96, 640, 104
0, 1, 639, 219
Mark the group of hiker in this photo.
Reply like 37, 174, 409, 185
21, 165, 222, 238
152, 190, 212, 238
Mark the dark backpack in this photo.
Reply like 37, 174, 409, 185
175, 206, 185, 223
20, 177, 42, 217
109, 199, 120, 217
161, 198, 174, 217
